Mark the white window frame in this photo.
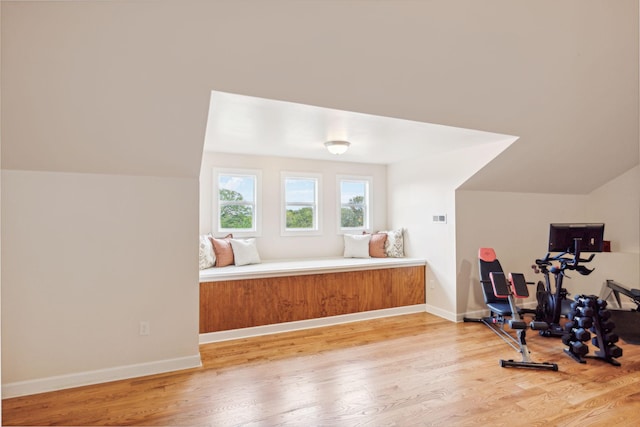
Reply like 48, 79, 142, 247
281, 171, 322, 236
213, 167, 262, 237
337, 175, 372, 234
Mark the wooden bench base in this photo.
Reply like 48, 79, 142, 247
200, 265, 425, 333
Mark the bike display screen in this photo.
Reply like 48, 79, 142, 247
548, 223, 605, 253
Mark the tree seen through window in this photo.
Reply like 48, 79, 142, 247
217, 172, 257, 232
341, 195, 365, 228
284, 177, 317, 231
340, 178, 369, 229
219, 188, 253, 229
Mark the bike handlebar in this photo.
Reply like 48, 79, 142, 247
534, 251, 595, 275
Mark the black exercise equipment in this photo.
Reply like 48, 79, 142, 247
563, 294, 623, 365
464, 247, 527, 334
588, 297, 623, 365
464, 248, 558, 371
563, 296, 594, 363
604, 279, 640, 311
532, 241, 597, 337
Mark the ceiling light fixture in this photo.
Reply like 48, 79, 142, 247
324, 140, 351, 155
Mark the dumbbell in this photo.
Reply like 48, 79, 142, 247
570, 302, 594, 317
564, 321, 575, 332
576, 306, 594, 317
570, 316, 593, 329
598, 309, 611, 320
567, 340, 589, 356
572, 328, 591, 342
563, 321, 591, 340
600, 320, 616, 332
574, 296, 595, 306
607, 345, 623, 358
562, 331, 588, 343
592, 333, 619, 348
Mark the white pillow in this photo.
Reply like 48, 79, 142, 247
230, 238, 261, 266
199, 234, 215, 270
379, 229, 405, 257
343, 234, 371, 258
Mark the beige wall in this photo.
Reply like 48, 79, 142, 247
200, 152, 387, 259
589, 165, 640, 254
455, 191, 591, 316
586, 165, 640, 293
387, 141, 513, 319
456, 165, 640, 317
390, 161, 639, 320
1, 171, 200, 392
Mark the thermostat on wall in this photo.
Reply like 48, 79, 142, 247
432, 214, 447, 224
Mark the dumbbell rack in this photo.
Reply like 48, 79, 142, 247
564, 294, 623, 366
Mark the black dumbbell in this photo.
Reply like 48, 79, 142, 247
592, 333, 619, 348
573, 328, 591, 342
598, 309, 611, 320
569, 341, 589, 356
604, 332, 619, 344
573, 316, 593, 329
600, 320, 616, 332
608, 345, 623, 358
569, 306, 594, 317
575, 296, 595, 307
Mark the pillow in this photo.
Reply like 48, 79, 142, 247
379, 229, 405, 257
211, 234, 234, 267
363, 231, 388, 258
230, 238, 261, 266
343, 234, 371, 258
199, 233, 215, 269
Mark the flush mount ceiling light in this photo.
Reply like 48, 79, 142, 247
324, 140, 351, 155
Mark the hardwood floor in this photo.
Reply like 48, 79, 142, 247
4, 312, 640, 426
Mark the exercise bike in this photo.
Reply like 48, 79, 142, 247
532, 239, 596, 337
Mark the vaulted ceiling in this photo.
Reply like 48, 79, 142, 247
2, 0, 638, 194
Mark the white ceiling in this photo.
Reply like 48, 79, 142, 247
203, 91, 518, 165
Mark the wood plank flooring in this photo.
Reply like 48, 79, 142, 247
4, 312, 640, 426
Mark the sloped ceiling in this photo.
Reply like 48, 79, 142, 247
2, 1, 638, 193
203, 91, 518, 165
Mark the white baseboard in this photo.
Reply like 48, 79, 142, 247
2, 354, 202, 399
425, 304, 458, 322
457, 308, 490, 322
199, 304, 427, 344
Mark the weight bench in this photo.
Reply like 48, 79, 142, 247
464, 248, 558, 371
490, 271, 557, 370
604, 279, 640, 311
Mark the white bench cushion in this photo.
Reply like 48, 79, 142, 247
199, 257, 426, 282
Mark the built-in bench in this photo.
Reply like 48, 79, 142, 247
199, 257, 427, 343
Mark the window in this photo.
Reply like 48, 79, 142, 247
281, 172, 321, 235
338, 176, 372, 232
214, 168, 261, 236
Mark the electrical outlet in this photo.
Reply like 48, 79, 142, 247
139, 321, 150, 336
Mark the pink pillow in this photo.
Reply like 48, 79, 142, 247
211, 234, 234, 267
363, 231, 388, 258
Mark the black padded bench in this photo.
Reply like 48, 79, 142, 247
605, 279, 640, 311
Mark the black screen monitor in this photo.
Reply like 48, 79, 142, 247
548, 223, 605, 253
